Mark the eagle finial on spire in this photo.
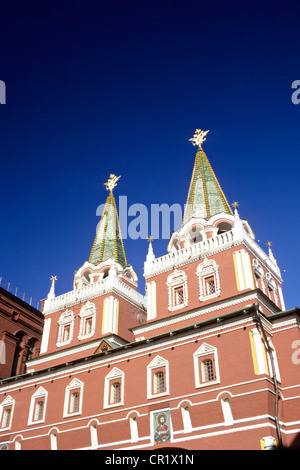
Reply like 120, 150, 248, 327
104, 174, 121, 193
189, 129, 210, 148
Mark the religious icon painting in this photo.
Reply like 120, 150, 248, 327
151, 409, 172, 445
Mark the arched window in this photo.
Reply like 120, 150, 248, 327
221, 397, 234, 425
181, 405, 192, 432
129, 415, 139, 443
217, 222, 232, 234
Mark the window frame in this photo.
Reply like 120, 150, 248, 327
57, 310, 74, 347
104, 367, 124, 409
147, 356, 169, 399
63, 378, 84, 418
167, 269, 188, 312
28, 387, 48, 425
196, 258, 221, 302
78, 301, 96, 340
0, 396, 14, 431
193, 343, 220, 388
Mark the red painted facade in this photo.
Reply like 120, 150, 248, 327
0, 141, 299, 451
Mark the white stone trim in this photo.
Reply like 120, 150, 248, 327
78, 301, 96, 340
193, 343, 220, 388
196, 258, 221, 302
166, 269, 188, 312
28, 386, 48, 426
63, 378, 84, 418
147, 355, 169, 399
0, 395, 15, 431
103, 367, 125, 409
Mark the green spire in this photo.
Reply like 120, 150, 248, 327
182, 130, 232, 226
89, 175, 127, 266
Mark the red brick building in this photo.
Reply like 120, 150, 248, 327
0, 284, 43, 381
0, 129, 299, 451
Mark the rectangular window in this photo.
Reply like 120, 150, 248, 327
110, 382, 121, 404
201, 358, 215, 382
205, 277, 216, 295
63, 325, 71, 342
1, 408, 11, 428
85, 317, 93, 335
174, 287, 184, 305
69, 391, 80, 413
34, 400, 44, 421
154, 370, 165, 394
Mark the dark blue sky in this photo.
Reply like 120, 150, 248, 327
0, 0, 299, 309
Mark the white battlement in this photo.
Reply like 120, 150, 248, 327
43, 275, 145, 315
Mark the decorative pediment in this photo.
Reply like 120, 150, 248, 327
58, 310, 74, 325
1, 395, 14, 406
106, 367, 123, 380
194, 342, 216, 357
148, 355, 167, 369
68, 378, 83, 389
32, 386, 47, 398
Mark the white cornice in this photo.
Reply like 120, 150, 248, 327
132, 291, 278, 336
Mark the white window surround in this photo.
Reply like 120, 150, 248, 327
78, 301, 96, 340
193, 343, 220, 388
103, 367, 125, 409
147, 355, 170, 399
57, 310, 74, 347
0, 395, 15, 431
28, 386, 48, 425
167, 269, 188, 312
63, 378, 84, 417
196, 258, 221, 302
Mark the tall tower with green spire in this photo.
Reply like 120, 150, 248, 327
182, 129, 232, 226
89, 174, 127, 267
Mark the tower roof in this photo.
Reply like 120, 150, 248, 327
89, 174, 127, 266
182, 129, 232, 226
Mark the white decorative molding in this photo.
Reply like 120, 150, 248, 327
27, 386, 48, 426
56, 310, 74, 347
147, 355, 169, 399
166, 269, 188, 312
63, 378, 84, 418
0, 395, 15, 431
103, 367, 125, 409
44, 275, 145, 316
78, 301, 96, 340
196, 258, 221, 302
193, 343, 220, 389
145, 228, 281, 283
133, 291, 276, 336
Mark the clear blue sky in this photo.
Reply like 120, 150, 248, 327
0, 0, 299, 310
